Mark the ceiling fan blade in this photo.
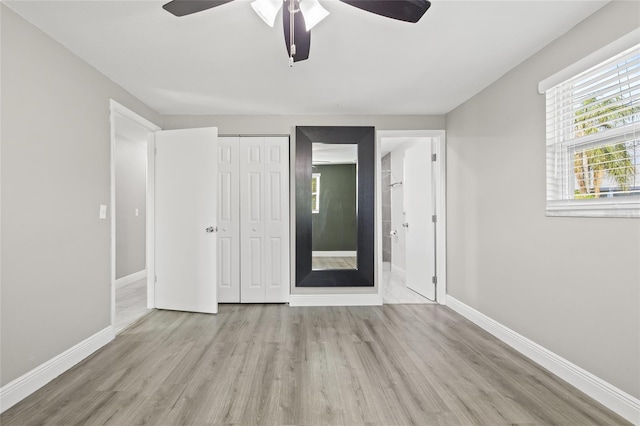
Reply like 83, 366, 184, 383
339, 0, 431, 23
162, 0, 235, 17
283, 0, 311, 63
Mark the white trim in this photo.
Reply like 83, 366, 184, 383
546, 200, 640, 218
289, 293, 382, 306
146, 132, 156, 309
538, 28, 640, 94
375, 131, 383, 300
446, 296, 640, 425
311, 251, 357, 257
0, 326, 114, 413
115, 269, 147, 289
433, 134, 447, 304
109, 100, 161, 331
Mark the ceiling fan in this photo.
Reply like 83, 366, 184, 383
162, 0, 431, 65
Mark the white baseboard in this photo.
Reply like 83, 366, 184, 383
446, 296, 640, 425
0, 326, 115, 413
289, 293, 383, 306
116, 269, 146, 289
391, 264, 406, 279
311, 251, 357, 257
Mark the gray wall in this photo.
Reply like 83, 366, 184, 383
115, 135, 146, 279
445, 0, 640, 399
1, 5, 161, 386
311, 164, 357, 252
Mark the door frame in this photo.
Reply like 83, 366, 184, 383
109, 100, 161, 331
376, 130, 447, 304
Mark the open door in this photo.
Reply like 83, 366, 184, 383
154, 127, 218, 314
404, 141, 436, 300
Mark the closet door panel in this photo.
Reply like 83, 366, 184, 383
217, 137, 240, 303
248, 237, 263, 287
263, 137, 290, 303
240, 138, 266, 303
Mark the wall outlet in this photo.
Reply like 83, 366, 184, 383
99, 204, 107, 219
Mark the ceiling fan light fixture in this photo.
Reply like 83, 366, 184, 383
163, 0, 431, 64
251, 0, 283, 27
299, 0, 329, 31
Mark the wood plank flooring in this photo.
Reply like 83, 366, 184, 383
1, 304, 630, 425
312, 257, 357, 270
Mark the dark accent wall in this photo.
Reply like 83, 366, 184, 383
311, 164, 357, 251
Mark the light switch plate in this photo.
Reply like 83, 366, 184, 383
99, 204, 107, 219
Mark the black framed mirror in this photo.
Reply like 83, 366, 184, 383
296, 126, 375, 287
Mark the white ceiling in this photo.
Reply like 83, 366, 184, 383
5, 0, 608, 116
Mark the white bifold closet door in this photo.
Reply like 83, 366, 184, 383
217, 136, 290, 303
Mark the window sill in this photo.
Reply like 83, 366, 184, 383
546, 200, 640, 218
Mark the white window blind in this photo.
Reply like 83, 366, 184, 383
545, 42, 640, 217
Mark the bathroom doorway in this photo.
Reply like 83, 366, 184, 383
378, 131, 446, 304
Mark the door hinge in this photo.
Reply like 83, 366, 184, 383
154, 147, 157, 155
431, 153, 437, 161
432, 215, 437, 223
154, 275, 157, 283
432, 276, 438, 285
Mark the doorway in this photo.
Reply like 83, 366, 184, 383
110, 100, 160, 333
377, 130, 446, 304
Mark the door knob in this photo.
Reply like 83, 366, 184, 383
205, 226, 218, 233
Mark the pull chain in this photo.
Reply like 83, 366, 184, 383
289, 0, 296, 67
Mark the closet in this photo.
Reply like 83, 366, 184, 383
217, 136, 290, 303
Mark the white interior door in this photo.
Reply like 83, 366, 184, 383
240, 136, 289, 303
404, 141, 436, 300
217, 137, 240, 303
154, 127, 218, 314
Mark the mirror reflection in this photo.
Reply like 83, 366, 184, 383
311, 143, 358, 270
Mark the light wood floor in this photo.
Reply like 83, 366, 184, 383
1, 305, 628, 425
312, 256, 357, 270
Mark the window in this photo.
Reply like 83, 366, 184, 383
311, 173, 321, 213
543, 41, 640, 217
